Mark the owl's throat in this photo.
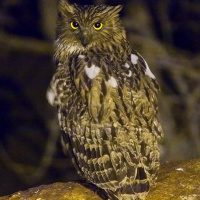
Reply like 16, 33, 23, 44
55, 36, 130, 62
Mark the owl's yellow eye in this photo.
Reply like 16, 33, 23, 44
93, 22, 103, 30
71, 22, 79, 29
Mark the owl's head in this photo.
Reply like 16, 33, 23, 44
56, 0, 127, 54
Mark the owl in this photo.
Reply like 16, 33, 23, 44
47, 0, 163, 199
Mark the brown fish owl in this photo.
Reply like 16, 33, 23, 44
47, 0, 163, 199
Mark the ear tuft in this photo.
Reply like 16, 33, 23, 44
58, 0, 75, 15
113, 5, 123, 14
103, 5, 123, 18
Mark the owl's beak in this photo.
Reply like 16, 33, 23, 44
81, 35, 89, 47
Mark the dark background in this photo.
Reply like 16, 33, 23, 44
0, 0, 200, 197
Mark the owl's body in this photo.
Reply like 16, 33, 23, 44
47, 1, 163, 199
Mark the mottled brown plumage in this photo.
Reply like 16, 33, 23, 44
47, 1, 163, 199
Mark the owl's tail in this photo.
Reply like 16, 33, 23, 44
106, 181, 149, 200
106, 167, 150, 200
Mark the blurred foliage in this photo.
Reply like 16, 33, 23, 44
0, 0, 199, 197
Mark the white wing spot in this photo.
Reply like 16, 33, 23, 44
46, 89, 55, 106
124, 63, 130, 68
78, 55, 85, 59
144, 60, 155, 79
58, 112, 62, 126
126, 70, 132, 77
108, 76, 118, 88
85, 64, 100, 79
131, 54, 139, 65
